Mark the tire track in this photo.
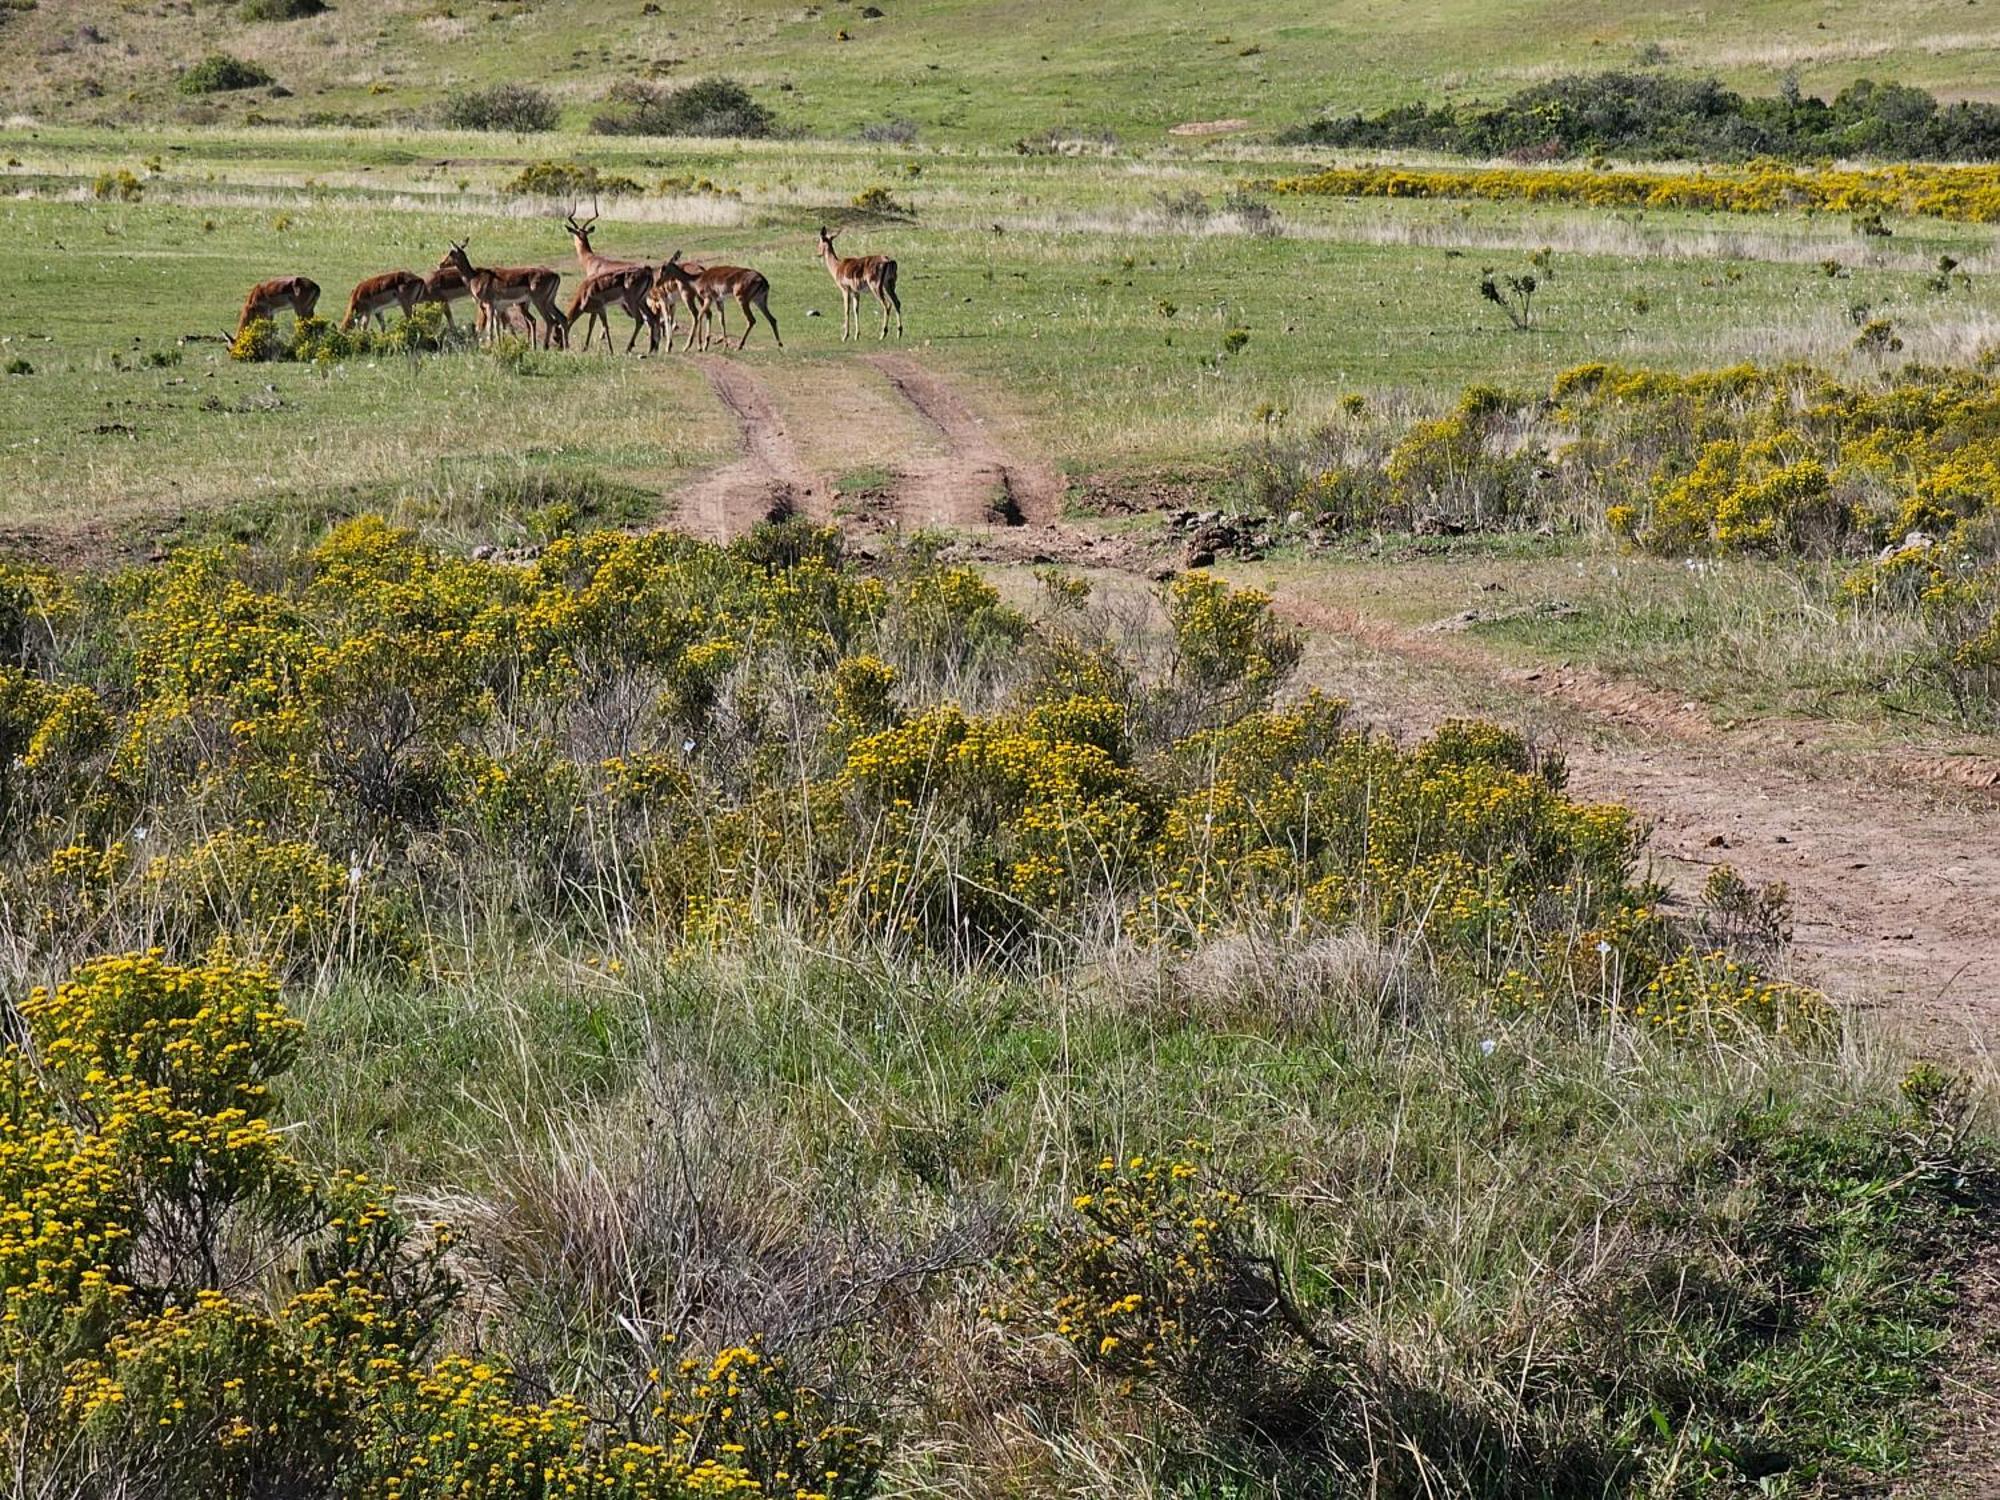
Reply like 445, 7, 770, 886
674, 359, 827, 541
1271, 594, 2000, 1051
865, 353, 1066, 529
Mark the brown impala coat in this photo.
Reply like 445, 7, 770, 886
236, 276, 320, 335
342, 270, 426, 330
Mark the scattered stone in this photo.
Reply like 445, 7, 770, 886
1876, 529, 1934, 563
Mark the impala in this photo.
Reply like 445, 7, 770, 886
235, 276, 319, 336
563, 209, 661, 352
644, 264, 712, 351
566, 266, 658, 353
341, 269, 426, 331
418, 264, 473, 327
817, 226, 902, 340
654, 251, 781, 352
439, 241, 567, 349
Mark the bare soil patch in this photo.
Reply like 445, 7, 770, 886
865, 353, 1065, 529
674, 358, 828, 540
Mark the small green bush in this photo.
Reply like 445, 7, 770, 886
588, 77, 774, 138
177, 54, 274, 95
239, 0, 324, 18
4, 359, 31, 376
439, 83, 559, 132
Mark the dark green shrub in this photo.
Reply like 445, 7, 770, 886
439, 83, 559, 132
1285, 69, 2000, 163
177, 54, 275, 95
239, 0, 325, 19
588, 77, 774, 138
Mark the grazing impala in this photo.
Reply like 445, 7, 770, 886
817, 226, 902, 340
563, 209, 661, 352
566, 266, 657, 353
653, 251, 781, 352
439, 241, 567, 349
236, 276, 319, 336
341, 269, 426, 331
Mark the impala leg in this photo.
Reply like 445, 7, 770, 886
876, 285, 892, 340
746, 290, 779, 350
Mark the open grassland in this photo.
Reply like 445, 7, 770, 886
7, 130, 2000, 528
4, 0, 2000, 141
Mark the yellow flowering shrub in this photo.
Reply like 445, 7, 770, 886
828, 654, 898, 740
1628, 950, 1832, 1039
141, 827, 357, 962
999, 1149, 1311, 1402
1265, 160, 2000, 226
1161, 572, 1302, 717
3, 948, 870, 1497
0, 516, 1815, 1016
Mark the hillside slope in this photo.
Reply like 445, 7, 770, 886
7, 0, 1999, 142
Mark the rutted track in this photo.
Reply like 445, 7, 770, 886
1274, 598, 2000, 1049
866, 353, 1065, 530
673, 359, 827, 541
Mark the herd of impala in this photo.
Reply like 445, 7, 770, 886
232, 213, 903, 353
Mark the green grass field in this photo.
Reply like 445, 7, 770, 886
5, 0, 1999, 142
5, 128, 1999, 535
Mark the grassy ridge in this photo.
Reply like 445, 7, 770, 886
4, 0, 1998, 141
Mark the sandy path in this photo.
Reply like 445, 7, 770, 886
864, 354, 1065, 529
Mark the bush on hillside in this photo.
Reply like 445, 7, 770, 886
1286, 70, 2000, 162
588, 77, 775, 138
177, 53, 274, 95
439, 82, 560, 132
239, 0, 325, 19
